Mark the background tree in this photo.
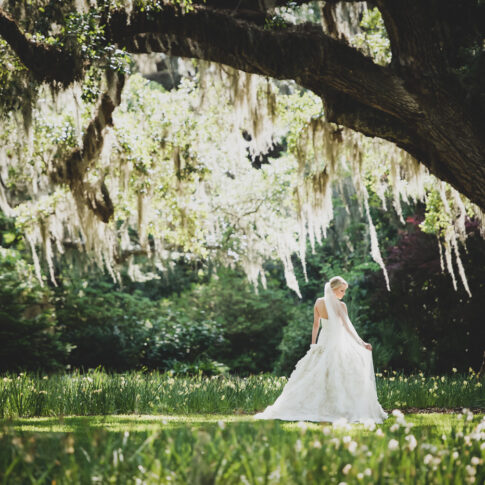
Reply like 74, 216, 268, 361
1, 0, 483, 208
0, 1, 484, 376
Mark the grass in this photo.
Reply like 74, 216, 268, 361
0, 370, 483, 483
5, 412, 481, 437
0, 412, 484, 484
0, 369, 483, 418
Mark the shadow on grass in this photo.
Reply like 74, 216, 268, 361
3, 412, 482, 438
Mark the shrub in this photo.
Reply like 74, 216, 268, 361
169, 269, 298, 374
56, 279, 226, 373
56, 281, 157, 371
0, 248, 66, 372
142, 307, 227, 373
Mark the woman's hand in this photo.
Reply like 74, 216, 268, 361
364, 342, 372, 351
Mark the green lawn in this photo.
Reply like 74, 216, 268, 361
1, 412, 484, 484
1, 371, 483, 483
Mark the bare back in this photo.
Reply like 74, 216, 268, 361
314, 297, 329, 320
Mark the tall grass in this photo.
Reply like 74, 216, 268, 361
0, 369, 483, 418
0, 411, 483, 484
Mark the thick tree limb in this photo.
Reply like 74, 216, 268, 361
323, 88, 427, 160
0, 7, 83, 85
107, 5, 420, 122
51, 71, 125, 222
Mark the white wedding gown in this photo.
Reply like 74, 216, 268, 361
254, 300, 388, 424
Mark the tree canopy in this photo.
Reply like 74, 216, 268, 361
0, 1, 483, 294
1, 1, 483, 205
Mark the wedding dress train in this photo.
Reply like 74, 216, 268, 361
254, 285, 388, 424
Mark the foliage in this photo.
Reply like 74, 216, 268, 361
0, 247, 66, 373
166, 268, 300, 374
55, 277, 225, 373
118, 255, 209, 300
0, 370, 483, 419
141, 306, 226, 373
273, 303, 313, 376
420, 186, 475, 238
360, 215, 485, 373
0, 211, 23, 250
354, 6, 392, 65
56, 279, 158, 371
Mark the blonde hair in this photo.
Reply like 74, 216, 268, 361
329, 276, 348, 290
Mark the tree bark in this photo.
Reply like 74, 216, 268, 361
0, 7, 84, 85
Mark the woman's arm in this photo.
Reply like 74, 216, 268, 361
311, 303, 320, 345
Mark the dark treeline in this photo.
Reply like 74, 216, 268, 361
0, 193, 484, 376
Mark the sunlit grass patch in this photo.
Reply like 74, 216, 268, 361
8, 413, 250, 433
7, 412, 484, 438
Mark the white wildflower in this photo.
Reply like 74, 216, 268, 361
405, 434, 417, 451
388, 439, 399, 451
342, 464, 352, 475
268, 469, 281, 481
333, 417, 349, 429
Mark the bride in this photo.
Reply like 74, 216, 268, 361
254, 276, 388, 423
